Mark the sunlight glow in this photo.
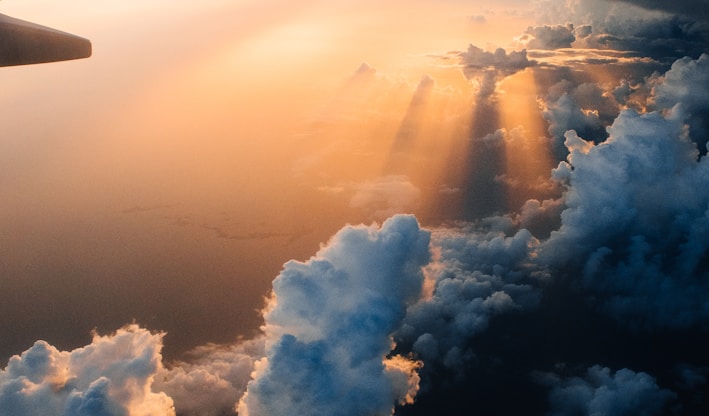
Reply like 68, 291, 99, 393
497, 68, 556, 208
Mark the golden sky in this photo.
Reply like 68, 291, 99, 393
3, 2, 709, 416
0, 0, 538, 357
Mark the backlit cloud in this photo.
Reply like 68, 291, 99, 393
0, 326, 174, 416
237, 215, 430, 416
457, 44, 536, 99
156, 338, 264, 416
516, 24, 576, 50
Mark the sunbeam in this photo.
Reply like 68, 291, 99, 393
497, 68, 556, 210
2, 1, 708, 416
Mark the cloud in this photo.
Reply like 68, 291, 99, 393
237, 215, 431, 416
460, 44, 536, 78
675, 364, 709, 391
650, 53, 709, 153
396, 224, 541, 375
652, 53, 709, 112
610, 0, 709, 22
542, 91, 605, 157
516, 24, 576, 50
533, 0, 709, 60
536, 54, 709, 160
541, 105, 709, 329
468, 15, 486, 24
353, 61, 376, 77
392, 50, 709, 413
156, 338, 264, 416
5, 4, 709, 416
350, 175, 422, 220
0, 325, 174, 416
541, 80, 618, 158
458, 44, 536, 98
541, 365, 676, 416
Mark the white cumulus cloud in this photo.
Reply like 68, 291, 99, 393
0, 325, 175, 416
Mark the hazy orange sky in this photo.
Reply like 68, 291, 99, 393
3, 1, 709, 415
0, 0, 540, 359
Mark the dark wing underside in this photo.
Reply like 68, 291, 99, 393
0, 13, 91, 67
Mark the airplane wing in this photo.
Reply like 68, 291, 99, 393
0, 13, 91, 66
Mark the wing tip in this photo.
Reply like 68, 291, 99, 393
0, 13, 92, 67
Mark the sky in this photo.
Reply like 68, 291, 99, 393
0, 0, 708, 415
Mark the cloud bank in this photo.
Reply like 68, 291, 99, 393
3, 1, 709, 415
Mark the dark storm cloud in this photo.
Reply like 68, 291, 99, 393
238, 215, 430, 416
541, 365, 676, 416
